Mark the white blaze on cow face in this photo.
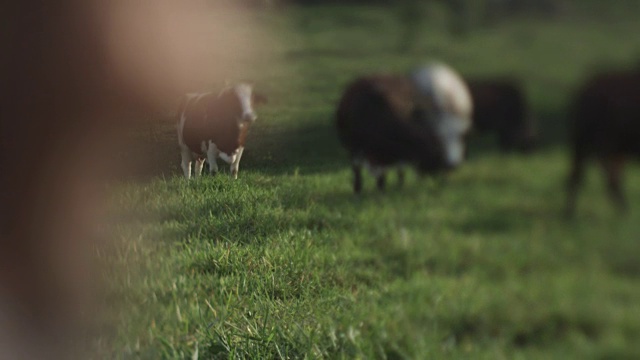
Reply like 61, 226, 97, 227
437, 114, 468, 167
410, 62, 473, 168
234, 83, 257, 123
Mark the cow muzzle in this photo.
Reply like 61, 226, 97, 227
242, 112, 257, 123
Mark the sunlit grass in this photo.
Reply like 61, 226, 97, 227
97, 5, 640, 359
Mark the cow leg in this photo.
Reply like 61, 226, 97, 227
366, 163, 386, 192
206, 141, 219, 175
194, 158, 206, 177
230, 147, 244, 179
397, 168, 405, 187
362, 159, 387, 192
352, 164, 363, 194
376, 171, 386, 191
351, 157, 364, 194
565, 151, 586, 218
180, 145, 193, 179
601, 156, 628, 214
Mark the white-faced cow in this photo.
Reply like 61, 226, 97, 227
177, 83, 266, 179
336, 63, 473, 193
566, 68, 640, 216
411, 63, 474, 164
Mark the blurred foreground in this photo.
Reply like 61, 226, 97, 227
0, 1, 271, 358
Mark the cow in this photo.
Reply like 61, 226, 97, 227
177, 83, 267, 179
466, 78, 537, 152
565, 68, 640, 217
336, 63, 473, 194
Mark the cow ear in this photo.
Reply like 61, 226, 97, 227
253, 92, 268, 105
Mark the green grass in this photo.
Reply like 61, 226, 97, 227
97, 5, 640, 359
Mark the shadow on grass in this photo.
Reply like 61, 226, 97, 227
465, 106, 569, 159
117, 89, 571, 183
456, 209, 532, 234
444, 311, 602, 349
242, 120, 346, 175
120, 119, 345, 180
248, 104, 570, 175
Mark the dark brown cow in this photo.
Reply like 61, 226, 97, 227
177, 85, 267, 179
566, 68, 640, 216
336, 64, 472, 194
466, 78, 537, 152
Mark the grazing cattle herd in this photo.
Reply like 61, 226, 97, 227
179, 62, 640, 214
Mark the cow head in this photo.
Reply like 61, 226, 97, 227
413, 112, 470, 171
233, 83, 258, 124
410, 63, 473, 168
231, 83, 267, 126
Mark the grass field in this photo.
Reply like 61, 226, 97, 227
98, 5, 640, 359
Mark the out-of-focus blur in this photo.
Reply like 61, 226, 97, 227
466, 77, 538, 152
0, 1, 269, 358
566, 67, 640, 217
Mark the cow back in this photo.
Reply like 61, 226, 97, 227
336, 75, 445, 167
181, 90, 245, 155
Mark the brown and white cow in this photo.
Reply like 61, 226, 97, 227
336, 63, 473, 193
566, 68, 640, 216
177, 83, 266, 179
466, 78, 537, 152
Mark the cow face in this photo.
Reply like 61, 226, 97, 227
434, 113, 470, 167
410, 63, 473, 168
413, 105, 470, 168
233, 83, 258, 124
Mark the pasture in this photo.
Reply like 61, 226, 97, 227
99, 4, 640, 359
